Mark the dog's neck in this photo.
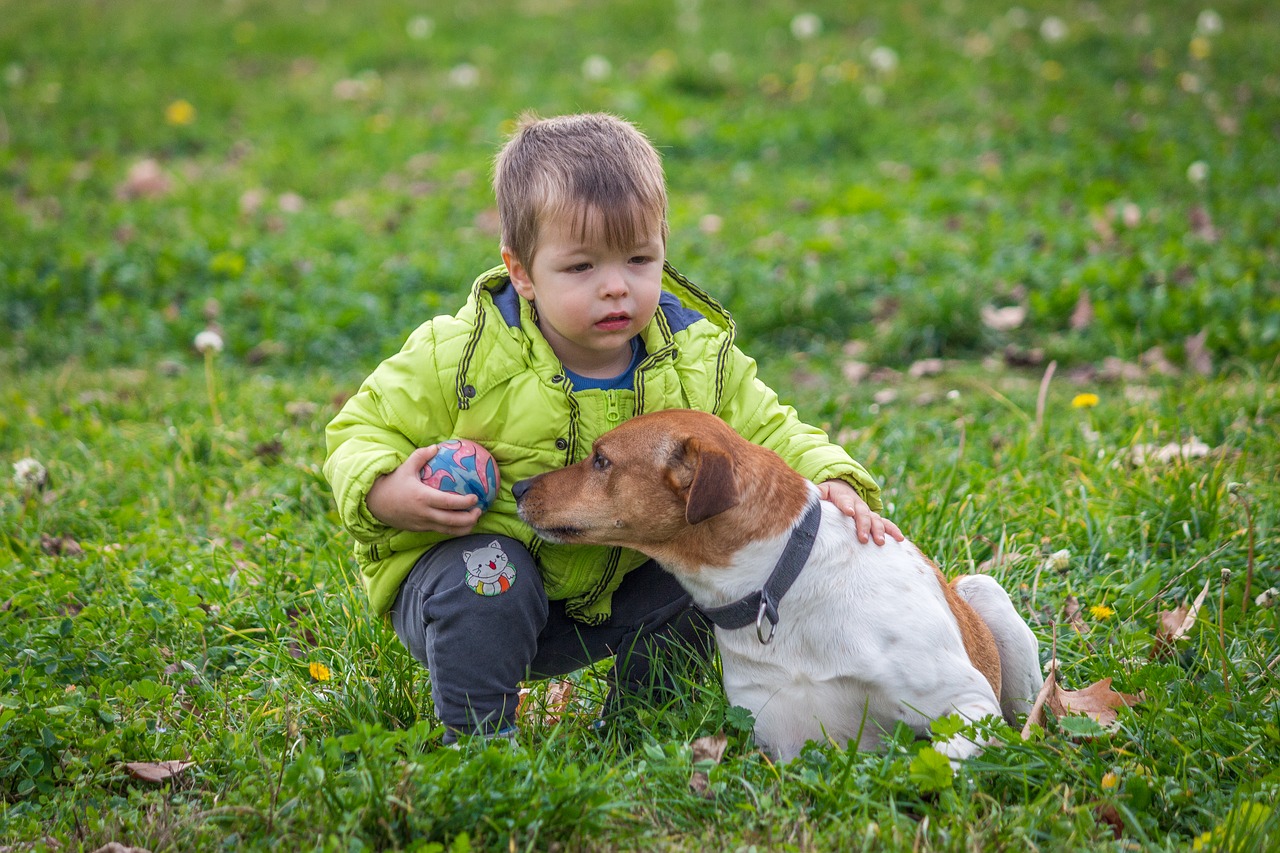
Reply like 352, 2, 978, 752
654, 448, 816, 598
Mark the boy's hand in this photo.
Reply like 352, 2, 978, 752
818, 479, 905, 546
365, 446, 483, 536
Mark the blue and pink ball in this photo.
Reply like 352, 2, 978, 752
419, 439, 500, 511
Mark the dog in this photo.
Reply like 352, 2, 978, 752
513, 409, 1043, 763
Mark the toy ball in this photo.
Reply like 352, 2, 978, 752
419, 439, 500, 511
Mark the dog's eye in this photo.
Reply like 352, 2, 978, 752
592, 452, 610, 471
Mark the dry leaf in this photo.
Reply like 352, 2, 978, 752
907, 358, 946, 378
1022, 665, 1142, 735
1063, 595, 1087, 634
981, 304, 1027, 332
1184, 331, 1213, 377
40, 534, 85, 557
1152, 578, 1211, 658
1049, 678, 1142, 727
688, 732, 728, 798
116, 158, 172, 200
1189, 205, 1218, 241
124, 760, 194, 783
1129, 437, 1212, 466
516, 679, 575, 726
1069, 291, 1094, 331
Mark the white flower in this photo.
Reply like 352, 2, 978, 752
582, 55, 612, 82
869, 46, 899, 74
790, 13, 822, 40
1256, 588, 1278, 608
1196, 10, 1223, 36
1187, 160, 1209, 185
1048, 549, 1071, 571
449, 64, 480, 88
1040, 17, 1068, 43
194, 329, 224, 354
13, 457, 48, 491
406, 15, 434, 40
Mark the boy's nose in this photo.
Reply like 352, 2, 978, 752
599, 269, 628, 296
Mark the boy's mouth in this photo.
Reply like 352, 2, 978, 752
595, 313, 631, 331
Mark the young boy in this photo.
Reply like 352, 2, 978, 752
324, 112, 902, 742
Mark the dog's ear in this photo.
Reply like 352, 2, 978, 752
676, 438, 740, 524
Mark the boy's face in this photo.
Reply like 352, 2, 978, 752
503, 210, 664, 379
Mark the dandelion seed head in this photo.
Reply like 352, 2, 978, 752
449, 63, 480, 88
1196, 10, 1223, 36
406, 15, 434, 40
791, 13, 822, 41
582, 55, 612, 82
1040, 17, 1068, 43
869, 46, 899, 74
194, 329, 224, 354
13, 457, 48, 490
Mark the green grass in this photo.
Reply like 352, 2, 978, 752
2, 0, 1279, 849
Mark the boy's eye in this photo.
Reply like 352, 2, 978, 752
629, 255, 652, 265
568, 262, 591, 273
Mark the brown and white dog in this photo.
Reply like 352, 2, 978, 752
514, 409, 1043, 763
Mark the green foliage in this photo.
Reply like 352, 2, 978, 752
3, 0, 1280, 850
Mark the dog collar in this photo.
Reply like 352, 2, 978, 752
696, 500, 822, 644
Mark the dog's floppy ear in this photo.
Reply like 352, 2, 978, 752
676, 437, 740, 524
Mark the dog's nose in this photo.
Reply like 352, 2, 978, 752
511, 478, 532, 501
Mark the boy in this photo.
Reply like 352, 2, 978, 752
324, 112, 902, 742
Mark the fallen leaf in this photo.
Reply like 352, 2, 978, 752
1063, 595, 1088, 634
1189, 205, 1217, 241
124, 760, 194, 783
1022, 664, 1142, 736
689, 732, 728, 798
40, 534, 85, 557
1130, 437, 1212, 466
1152, 578, 1211, 658
981, 303, 1027, 332
1069, 291, 1094, 331
1049, 678, 1142, 727
1184, 331, 1213, 377
907, 358, 946, 378
516, 679, 575, 726
116, 158, 172, 200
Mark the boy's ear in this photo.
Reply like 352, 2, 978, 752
502, 247, 535, 300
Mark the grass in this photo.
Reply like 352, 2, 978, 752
2, 0, 1279, 849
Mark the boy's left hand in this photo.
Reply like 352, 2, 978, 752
818, 479, 905, 546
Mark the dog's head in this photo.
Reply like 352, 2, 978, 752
514, 410, 805, 568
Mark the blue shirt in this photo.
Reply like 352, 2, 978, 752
564, 337, 647, 391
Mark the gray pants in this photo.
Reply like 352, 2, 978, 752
388, 534, 713, 741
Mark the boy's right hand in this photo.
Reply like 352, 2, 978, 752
364, 446, 483, 536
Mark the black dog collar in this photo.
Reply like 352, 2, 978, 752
696, 500, 822, 644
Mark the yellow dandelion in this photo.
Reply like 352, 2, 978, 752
1072, 393, 1100, 408
1101, 771, 1119, 790
1089, 604, 1115, 619
309, 662, 331, 682
1189, 37, 1211, 61
165, 99, 196, 126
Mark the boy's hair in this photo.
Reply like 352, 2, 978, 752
494, 112, 668, 264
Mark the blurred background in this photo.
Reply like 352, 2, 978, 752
2, 0, 1277, 373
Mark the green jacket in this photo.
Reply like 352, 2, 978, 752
324, 262, 882, 623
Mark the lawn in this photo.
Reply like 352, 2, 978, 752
2, 0, 1278, 850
